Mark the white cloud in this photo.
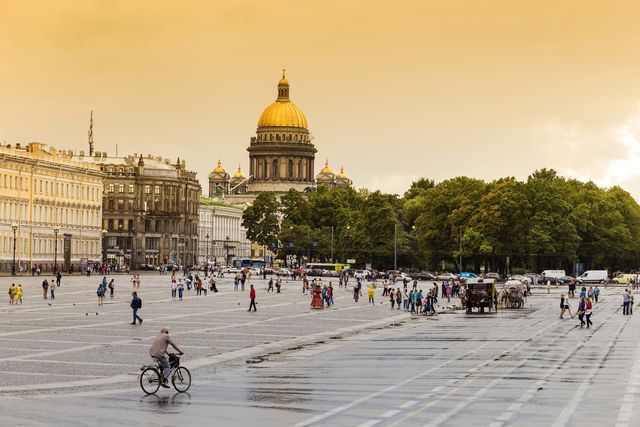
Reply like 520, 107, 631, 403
536, 105, 640, 198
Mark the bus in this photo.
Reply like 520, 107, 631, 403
305, 263, 350, 273
231, 258, 266, 269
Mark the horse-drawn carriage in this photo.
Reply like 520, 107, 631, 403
463, 280, 497, 313
500, 280, 526, 309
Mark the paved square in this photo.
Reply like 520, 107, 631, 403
1, 274, 638, 426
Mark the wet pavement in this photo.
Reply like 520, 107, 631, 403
1, 274, 639, 426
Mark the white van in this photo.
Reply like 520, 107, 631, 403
541, 270, 565, 282
577, 270, 608, 284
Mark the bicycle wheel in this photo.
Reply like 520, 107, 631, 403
140, 367, 161, 395
172, 366, 191, 392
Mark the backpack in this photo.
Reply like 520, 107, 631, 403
97, 287, 103, 296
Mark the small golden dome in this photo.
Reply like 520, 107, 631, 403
257, 71, 309, 129
213, 160, 225, 174
336, 166, 348, 180
232, 164, 245, 179
319, 159, 333, 175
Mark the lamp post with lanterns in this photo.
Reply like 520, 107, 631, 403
53, 227, 60, 273
11, 224, 18, 276
101, 229, 108, 268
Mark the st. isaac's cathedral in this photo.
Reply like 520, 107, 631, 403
207, 72, 352, 204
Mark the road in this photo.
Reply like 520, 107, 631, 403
0, 273, 637, 426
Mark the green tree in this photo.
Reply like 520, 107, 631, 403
241, 193, 280, 247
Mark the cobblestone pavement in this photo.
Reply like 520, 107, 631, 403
1, 274, 638, 427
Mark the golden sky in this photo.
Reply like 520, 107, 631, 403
2, 0, 640, 196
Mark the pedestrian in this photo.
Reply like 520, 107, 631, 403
50, 278, 56, 300
177, 280, 184, 301
383, 282, 388, 296
630, 290, 635, 315
108, 279, 115, 298
241, 272, 246, 291
559, 293, 567, 319
328, 283, 334, 306
389, 289, 395, 309
268, 278, 274, 292
594, 286, 600, 303
403, 290, 409, 311
623, 289, 630, 315
8, 284, 16, 304
353, 284, 360, 302
248, 284, 257, 312
585, 297, 593, 328
577, 297, 586, 328
130, 291, 143, 324
42, 279, 49, 299
196, 278, 203, 296
97, 284, 104, 306
368, 284, 375, 305
171, 280, 177, 298
209, 276, 218, 293
15, 285, 23, 304
276, 279, 281, 293
56, 271, 62, 287
416, 289, 423, 313
410, 290, 416, 313
395, 288, 402, 309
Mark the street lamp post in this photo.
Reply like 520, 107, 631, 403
225, 236, 230, 266
330, 226, 334, 263
101, 229, 108, 268
205, 233, 210, 265
394, 223, 398, 271
53, 227, 60, 273
11, 224, 18, 276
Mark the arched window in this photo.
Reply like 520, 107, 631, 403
288, 160, 294, 179
272, 159, 279, 179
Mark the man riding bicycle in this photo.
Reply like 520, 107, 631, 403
149, 327, 184, 388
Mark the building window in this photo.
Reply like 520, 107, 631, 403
108, 184, 114, 193
288, 159, 294, 178
154, 186, 160, 194
128, 184, 134, 193
144, 185, 150, 194
118, 184, 124, 193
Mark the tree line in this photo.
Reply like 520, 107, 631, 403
241, 169, 640, 274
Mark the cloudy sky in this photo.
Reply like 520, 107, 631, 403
2, 0, 640, 198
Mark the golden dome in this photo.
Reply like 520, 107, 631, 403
213, 160, 225, 174
232, 164, 245, 179
336, 166, 348, 180
319, 159, 333, 175
257, 71, 309, 129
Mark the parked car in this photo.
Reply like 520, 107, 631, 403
414, 271, 437, 281
276, 268, 291, 277
354, 270, 370, 280
484, 272, 502, 281
459, 272, 479, 279
559, 276, 575, 285
437, 272, 459, 281
322, 270, 340, 277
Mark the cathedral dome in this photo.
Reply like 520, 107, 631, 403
257, 71, 308, 129
208, 160, 227, 179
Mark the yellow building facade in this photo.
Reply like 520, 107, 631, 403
0, 143, 104, 274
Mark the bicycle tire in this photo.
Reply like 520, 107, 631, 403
140, 367, 161, 395
172, 366, 191, 392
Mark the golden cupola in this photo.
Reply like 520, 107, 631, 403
257, 71, 309, 129
208, 160, 228, 179
316, 158, 335, 183
232, 164, 246, 180
335, 166, 353, 188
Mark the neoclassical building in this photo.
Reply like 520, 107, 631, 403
208, 72, 351, 203
0, 142, 104, 273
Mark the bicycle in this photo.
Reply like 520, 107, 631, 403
139, 353, 191, 395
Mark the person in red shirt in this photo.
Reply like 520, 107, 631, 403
248, 284, 257, 312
